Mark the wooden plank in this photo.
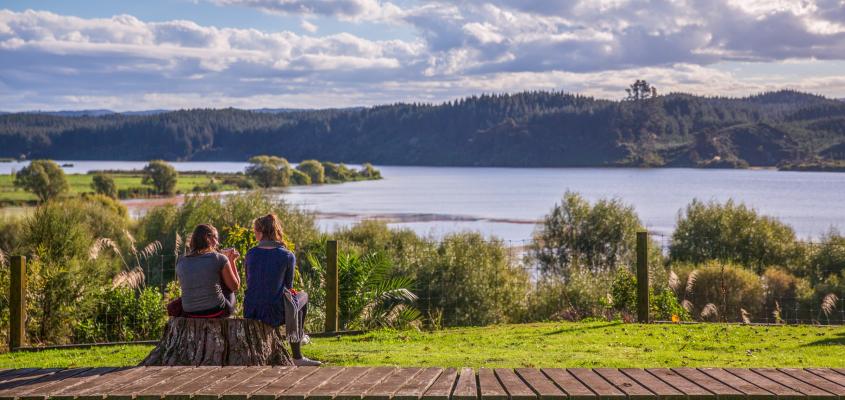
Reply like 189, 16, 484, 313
752, 369, 835, 399
308, 367, 372, 400
107, 366, 194, 400
421, 368, 457, 400
281, 367, 345, 400
150, 367, 218, 400
164, 367, 243, 400
834, 370, 845, 378
477, 369, 507, 400
0, 370, 62, 392
724, 368, 803, 400
566, 369, 623, 400
193, 368, 270, 400
336, 368, 397, 400
77, 368, 163, 400
645, 369, 713, 399
366, 368, 424, 400
19, 368, 118, 400
619, 369, 684, 400
515, 369, 565, 400
671, 368, 743, 400
452, 368, 477, 400
807, 369, 845, 390
593, 369, 652, 400
394, 368, 443, 400
697, 368, 772, 400
779, 369, 845, 397
220, 367, 295, 400
251, 366, 320, 400
0, 370, 41, 384
494, 369, 536, 400
51, 368, 138, 400
0, 369, 91, 400
540, 369, 594, 400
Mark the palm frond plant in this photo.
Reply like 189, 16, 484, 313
305, 250, 420, 330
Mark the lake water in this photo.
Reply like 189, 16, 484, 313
2, 160, 843, 242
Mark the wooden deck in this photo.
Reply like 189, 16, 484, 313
0, 367, 844, 400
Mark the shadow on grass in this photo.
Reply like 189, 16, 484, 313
544, 321, 623, 336
802, 332, 845, 346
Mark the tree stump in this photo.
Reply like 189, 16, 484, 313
141, 317, 294, 366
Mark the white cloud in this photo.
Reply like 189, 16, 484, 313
300, 19, 318, 33
1, 2, 845, 111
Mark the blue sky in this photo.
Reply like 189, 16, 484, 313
1, 0, 844, 111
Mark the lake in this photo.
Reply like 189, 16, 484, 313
2, 160, 843, 242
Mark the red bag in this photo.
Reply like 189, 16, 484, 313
167, 297, 183, 317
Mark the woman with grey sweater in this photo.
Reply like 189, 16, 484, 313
175, 224, 241, 317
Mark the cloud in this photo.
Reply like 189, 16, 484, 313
1, 3, 845, 111
212, 0, 402, 21
300, 19, 318, 33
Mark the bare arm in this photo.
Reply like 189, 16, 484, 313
221, 258, 241, 291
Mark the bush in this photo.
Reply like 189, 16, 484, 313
91, 173, 117, 198
14, 159, 68, 202
611, 268, 637, 312
142, 160, 178, 195
525, 269, 613, 322
670, 199, 803, 274
359, 163, 382, 179
808, 230, 845, 284
290, 169, 311, 185
74, 286, 166, 343
296, 160, 325, 184
674, 262, 764, 322
322, 162, 356, 182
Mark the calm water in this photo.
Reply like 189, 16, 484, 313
3, 161, 843, 241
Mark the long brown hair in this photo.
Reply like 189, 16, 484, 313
188, 224, 218, 256
254, 214, 284, 244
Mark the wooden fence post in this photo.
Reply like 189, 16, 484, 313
325, 240, 339, 332
636, 231, 649, 323
10, 256, 26, 350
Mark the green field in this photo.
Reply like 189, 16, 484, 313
0, 173, 238, 205
1, 322, 843, 369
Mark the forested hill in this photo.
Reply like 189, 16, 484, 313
2, 90, 844, 168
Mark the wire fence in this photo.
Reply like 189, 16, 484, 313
6, 231, 845, 348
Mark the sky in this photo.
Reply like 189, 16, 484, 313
1, 0, 845, 111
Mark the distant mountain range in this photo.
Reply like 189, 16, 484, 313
0, 90, 843, 170
0, 108, 323, 117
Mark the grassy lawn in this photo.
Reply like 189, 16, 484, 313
1, 322, 843, 369
0, 173, 237, 204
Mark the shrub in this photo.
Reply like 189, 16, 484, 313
290, 169, 311, 185
611, 268, 637, 313
142, 160, 178, 195
14, 159, 68, 202
322, 162, 356, 182
91, 173, 117, 198
807, 230, 845, 284
296, 160, 325, 184
674, 262, 764, 322
74, 286, 166, 343
359, 163, 382, 179
670, 199, 802, 273
525, 269, 614, 322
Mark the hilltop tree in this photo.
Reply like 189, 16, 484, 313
91, 172, 117, 198
246, 155, 291, 187
625, 80, 657, 101
14, 159, 68, 202
142, 160, 178, 195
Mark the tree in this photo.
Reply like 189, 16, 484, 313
670, 199, 802, 274
245, 155, 291, 188
529, 192, 645, 277
625, 79, 657, 101
296, 160, 325, 184
91, 173, 117, 198
142, 160, 178, 195
13, 159, 68, 202
359, 163, 382, 179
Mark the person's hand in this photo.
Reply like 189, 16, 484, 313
221, 248, 240, 264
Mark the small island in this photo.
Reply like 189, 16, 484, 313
0, 156, 382, 206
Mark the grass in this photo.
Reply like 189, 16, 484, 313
0, 173, 238, 204
1, 322, 843, 369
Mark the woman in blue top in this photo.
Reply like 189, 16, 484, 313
244, 213, 320, 366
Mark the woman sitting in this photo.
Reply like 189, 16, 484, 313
176, 224, 240, 318
244, 214, 320, 366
